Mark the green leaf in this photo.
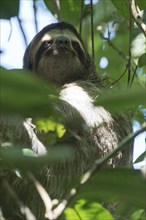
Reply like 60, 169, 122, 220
0, 68, 58, 117
136, 0, 146, 10
94, 0, 116, 24
44, 0, 80, 25
138, 53, 146, 67
132, 106, 145, 124
57, 123, 66, 138
22, 148, 38, 157
134, 151, 146, 164
0, 0, 19, 19
59, 0, 81, 25
78, 169, 145, 208
131, 32, 146, 65
94, 86, 145, 112
1, 145, 74, 172
35, 117, 66, 137
35, 117, 66, 145
111, 0, 129, 19
130, 209, 146, 220
61, 200, 114, 220
44, 0, 56, 18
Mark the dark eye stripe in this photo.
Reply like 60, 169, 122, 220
34, 39, 86, 71
72, 41, 86, 66
72, 41, 80, 51
34, 41, 53, 69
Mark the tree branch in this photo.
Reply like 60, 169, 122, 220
1, 180, 36, 220
127, 0, 132, 87
17, 17, 28, 47
81, 125, 146, 183
130, 65, 138, 85
90, 0, 94, 61
79, 0, 84, 35
28, 172, 67, 220
28, 172, 54, 220
97, 30, 128, 61
0, 208, 6, 220
130, 0, 146, 36
108, 65, 128, 88
33, 0, 38, 33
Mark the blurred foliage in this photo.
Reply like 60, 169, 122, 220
0, 0, 19, 19
1, 146, 74, 172
130, 209, 146, 220
44, 0, 81, 24
94, 85, 145, 112
78, 169, 145, 208
0, 0, 146, 219
62, 199, 114, 220
60, 169, 145, 220
0, 67, 59, 117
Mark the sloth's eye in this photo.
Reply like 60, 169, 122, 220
42, 40, 53, 47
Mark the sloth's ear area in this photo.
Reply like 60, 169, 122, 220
23, 44, 32, 70
23, 33, 42, 71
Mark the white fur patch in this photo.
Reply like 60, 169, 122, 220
60, 83, 113, 127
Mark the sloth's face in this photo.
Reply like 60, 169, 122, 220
25, 28, 89, 85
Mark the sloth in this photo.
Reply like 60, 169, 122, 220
1, 22, 133, 219
23, 21, 133, 166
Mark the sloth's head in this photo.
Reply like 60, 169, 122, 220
23, 22, 98, 85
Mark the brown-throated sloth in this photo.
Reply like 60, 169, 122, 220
1, 22, 133, 219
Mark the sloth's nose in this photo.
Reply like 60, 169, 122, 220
55, 36, 70, 46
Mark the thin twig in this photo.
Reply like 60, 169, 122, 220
130, 0, 146, 36
49, 200, 67, 220
108, 66, 128, 88
28, 172, 67, 220
79, 0, 84, 35
17, 16, 27, 47
90, 0, 94, 61
28, 172, 54, 219
81, 125, 146, 184
127, 0, 132, 87
8, 19, 13, 41
33, 0, 38, 33
0, 207, 6, 220
98, 31, 128, 61
130, 65, 138, 85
